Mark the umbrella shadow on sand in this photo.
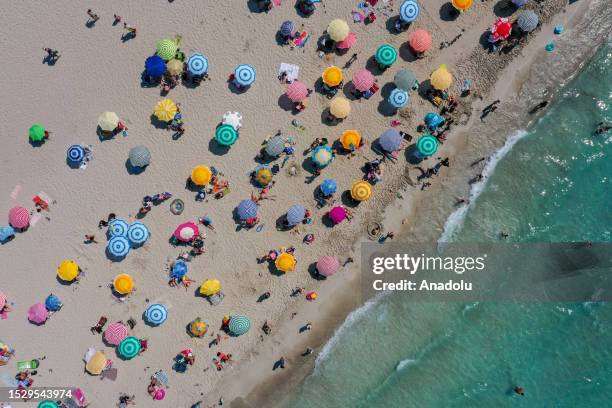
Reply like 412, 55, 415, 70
208, 138, 231, 156
320, 213, 337, 228
308, 262, 327, 281
105, 247, 127, 262
399, 42, 418, 63
377, 83, 399, 117
385, 16, 410, 35
266, 262, 285, 277
277, 94, 297, 112
365, 56, 388, 76
150, 115, 168, 130
125, 159, 145, 175
228, 81, 249, 95
340, 190, 360, 208
405, 144, 424, 165
479, 31, 494, 50
66, 157, 82, 170
440, 3, 460, 22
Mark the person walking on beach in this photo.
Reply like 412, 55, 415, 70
86, 9, 100, 24
344, 53, 358, 69
529, 100, 548, 114
470, 157, 486, 167
273, 356, 286, 370
84, 234, 98, 244
42, 47, 61, 64
480, 100, 500, 121
123, 22, 137, 37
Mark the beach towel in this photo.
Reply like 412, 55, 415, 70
272, 0, 282, 5
279, 63, 299, 82
293, 32, 310, 48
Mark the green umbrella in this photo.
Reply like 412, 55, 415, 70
29, 124, 45, 142
394, 69, 417, 91
416, 135, 439, 157
215, 124, 238, 146
375, 44, 398, 67
38, 401, 59, 408
156, 39, 178, 61
228, 315, 250, 336
118, 336, 141, 360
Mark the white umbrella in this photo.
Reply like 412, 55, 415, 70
222, 111, 242, 130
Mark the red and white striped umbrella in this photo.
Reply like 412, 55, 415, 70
491, 18, 512, 41
8, 207, 29, 229
316, 256, 341, 277
0, 290, 6, 310
286, 81, 309, 103
104, 322, 129, 345
408, 29, 432, 53
352, 69, 375, 92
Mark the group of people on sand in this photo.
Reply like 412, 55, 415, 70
212, 351, 233, 371
138, 192, 173, 216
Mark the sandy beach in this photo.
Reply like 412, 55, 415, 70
0, 0, 606, 407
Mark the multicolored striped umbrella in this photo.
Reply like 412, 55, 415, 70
8, 207, 29, 229
173, 222, 199, 242
388, 88, 410, 108
280, 20, 294, 36
108, 219, 129, 237
375, 44, 398, 66
379, 129, 402, 152
286, 80, 309, 103
145, 55, 166, 77
107, 236, 130, 258
328, 206, 347, 224
265, 136, 286, 157
312, 146, 334, 167
187, 53, 208, 75
128, 145, 151, 168
399, 0, 420, 22
44, 294, 62, 311
118, 336, 141, 359
351, 180, 373, 201
215, 124, 238, 146
416, 135, 439, 157
145, 304, 167, 326
236, 200, 257, 220
127, 222, 149, 246
517, 10, 539, 32
394, 69, 417, 91
104, 322, 129, 345
286, 205, 306, 226
255, 166, 273, 186
408, 29, 432, 53
320, 179, 337, 195
228, 315, 251, 336
316, 256, 340, 277
29, 124, 45, 142
156, 39, 178, 61
352, 69, 375, 92
234, 64, 256, 87
67, 145, 86, 163
154, 99, 178, 122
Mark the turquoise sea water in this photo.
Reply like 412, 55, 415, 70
286, 45, 611, 407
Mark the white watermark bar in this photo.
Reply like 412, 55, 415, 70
0, 387, 75, 402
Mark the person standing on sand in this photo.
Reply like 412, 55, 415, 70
529, 100, 548, 114
344, 53, 358, 69
86, 9, 100, 23
84, 234, 98, 243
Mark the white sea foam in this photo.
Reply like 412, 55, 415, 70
395, 358, 418, 372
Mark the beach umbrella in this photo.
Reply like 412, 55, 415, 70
328, 206, 347, 224
312, 145, 334, 167
189, 319, 207, 337
37, 401, 59, 408
492, 18, 512, 41
452, 0, 473, 11
27, 303, 48, 324
0, 225, 15, 241
255, 166, 273, 186
317, 256, 340, 277
128, 145, 151, 168
97, 111, 120, 132
286, 80, 309, 103
275, 253, 296, 272
85, 351, 107, 375
0, 291, 6, 310
108, 219, 129, 237
113, 274, 134, 295
67, 145, 86, 163
430, 65, 453, 91
375, 44, 398, 66
186, 53, 209, 76
144, 55, 166, 78
379, 129, 402, 152
352, 69, 375, 92
394, 69, 417, 91
118, 336, 141, 360
408, 29, 432, 53
322, 66, 343, 87
512, 0, 528, 6
399, 0, 420, 22
8, 207, 29, 229
416, 135, 439, 157
228, 315, 251, 336
340, 130, 361, 150
327, 19, 349, 42
265, 135, 286, 157
425, 112, 444, 130
215, 124, 238, 146
166, 59, 183, 76
199, 279, 221, 296
104, 322, 129, 346
234, 64, 256, 87
280, 20, 294, 36
287, 204, 306, 226
236, 200, 258, 220
517, 10, 539, 33
145, 304, 168, 326
57, 259, 79, 282
154, 99, 178, 122
351, 180, 373, 201
29, 124, 45, 142
108, 236, 130, 258
191, 165, 212, 186
127, 222, 149, 246
330, 97, 351, 119
156, 39, 178, 61
44, 294, 62, 312
388, 88, 410, 108
171, 260, 188, 279
336, 32, 357, 50
320, 179, 337, 195
173, 222, 199, 242
222, 111, 242, 130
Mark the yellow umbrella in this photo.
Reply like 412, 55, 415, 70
154, 99, 178, 122
97, 111, 119, 132
340, 130, 362, 150
57, 259, 79, 282
275, 253, 296, 273
85, 351, 107, 375
452, 0, 473, 11
330, 97, 351, 119
322, 66, 343, 87
327, 19, 350, 42
351, 180, 373, 201
256, 167, 273, 185
200, 279, 221, 296
430, 65, 453, 91
166, 59, 184, 76
191, 165, 212, 186
189, 319, 207, 337
113, 274, 134, 295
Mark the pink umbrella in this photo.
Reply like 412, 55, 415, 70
0, 290, 6, 310
491, 18, 512, 41
328, 206, 347, 224
408, 29, 432, 53
173, 222, 199, 242
352, 69, 375, 92
27, 303, 48, 324
8, 207, 29, 229
286, 81, 309, 103
154, 388, 166, 401
337, 32, 357, 50
104, 322, 129, 346
316, 256, 340, 277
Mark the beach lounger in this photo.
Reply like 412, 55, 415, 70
17, 359, 39, 370
207, 292, 225, 306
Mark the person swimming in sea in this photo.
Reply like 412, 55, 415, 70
595, 121, 611, 135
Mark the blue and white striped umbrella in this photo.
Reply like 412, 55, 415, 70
236, 199, 258, 220
108, 219, 129, 237
388, 88, 410, 108
67, 145, 86, 163
234, 64, 256, 87
187, 53, 208, 76
145, 303, 167, 326
107, 236, 130, 258
379, 129, 402, 152
286, 205, 306, 227
280, 21, 294, 36
127, 222, 149, 246
399, 0, 419, 23
320, 179, 337, 196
